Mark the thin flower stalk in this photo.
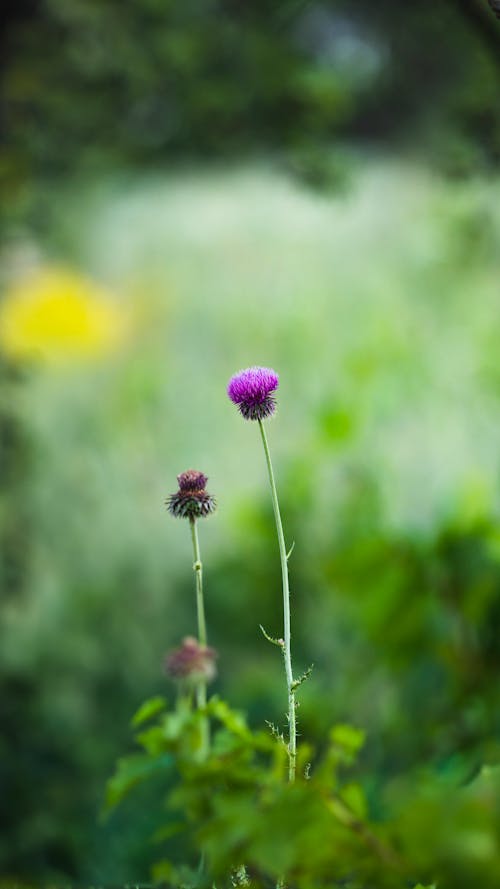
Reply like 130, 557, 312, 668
258, 418, 296, 782
189, 515, 208, 709
165, 469, 216, 721
227, 366, 297, 782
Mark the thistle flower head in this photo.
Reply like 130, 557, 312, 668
164, 636, 217, 684
166, 469, 216, 519
227, 366, 279, 420
177, 469, 208, 492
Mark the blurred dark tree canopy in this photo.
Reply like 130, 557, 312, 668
1, 0, 500, 182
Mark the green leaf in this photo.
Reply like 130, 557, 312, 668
340, 781, 368, 819
151, 820, 186, 843
131, 695, 167, 727
208, 698, 252, 740
151, 858, 176, 884
135, 724, 171, 755
330, 723, 365, 756
104, 752, 172, 812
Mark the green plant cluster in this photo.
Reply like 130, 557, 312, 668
105, 339, 500, 889
106, 691, 500, 888
107, 696, 398, 888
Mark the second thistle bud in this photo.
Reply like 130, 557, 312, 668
166, 469, 216, 519
164, 636, 218, 685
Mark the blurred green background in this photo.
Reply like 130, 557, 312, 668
1, 1, 500, 885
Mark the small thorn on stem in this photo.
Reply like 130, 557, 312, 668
291, 664, 314, 692
260, 624, 285, 648
265, 720, 285, 743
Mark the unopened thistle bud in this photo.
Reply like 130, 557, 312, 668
227, 366, 279, 420
164, 636, 217, 684
166, 469, 216, 519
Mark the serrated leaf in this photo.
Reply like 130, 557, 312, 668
131, 695, 167, 727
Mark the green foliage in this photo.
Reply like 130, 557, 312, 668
107, 688, 500, 887
107, 696, 404, 888
105, 752, 173, 811
388, 765, 500, 889
131, 695, 168, 728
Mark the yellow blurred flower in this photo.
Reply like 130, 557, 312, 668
0, 265, 126, 363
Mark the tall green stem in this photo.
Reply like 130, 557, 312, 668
189, 517, 207, 710
258, 419, 296, 782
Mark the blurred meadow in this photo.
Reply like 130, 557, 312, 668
1, 1, 500, 886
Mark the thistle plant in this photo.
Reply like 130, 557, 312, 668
227, 366, 299, 782
166, 470, 216, 711
106, 372, 433, 889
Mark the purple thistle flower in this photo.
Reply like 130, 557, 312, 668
227, 366, 279, 421
164, 636, 217, 684
166, 469, 216, 519
177, 469, 208, 492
